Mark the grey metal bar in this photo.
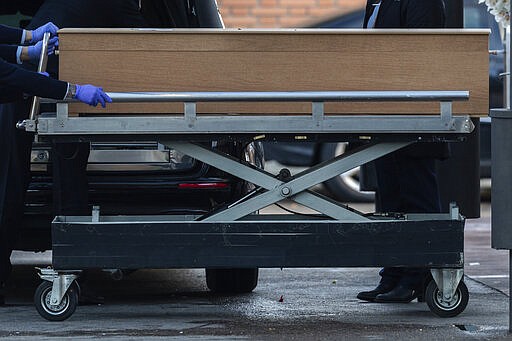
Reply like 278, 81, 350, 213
284, 142, 411, 193
37, 115, 474, 135
166, 141, 281, 189
101, 90, 469, 103
29, 32, 50, 121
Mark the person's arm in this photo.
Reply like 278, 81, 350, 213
0, 59, 112, 106
403, 0, 445, 28
0, 22, 59, 45
0, 45, 18, 64
0, 22, 59, 64
0, 24, 24, 44
0, 58, 67, 100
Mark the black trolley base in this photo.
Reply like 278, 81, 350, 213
35, 209, 468, 321
50, 214, 464, 270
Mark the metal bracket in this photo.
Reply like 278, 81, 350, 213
184, 102, 197, 128
440, 101, 454, 128
430, 268, 464, 303
312, 101, 324, 128
449, 202, 460, 220
16, 119, 37, 132
36, 267, 80, 306
56, 103, 69, 120
92, 205, 100, 223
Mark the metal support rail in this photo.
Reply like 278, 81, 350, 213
30, 90, 473, 135
103, 90, 469, 103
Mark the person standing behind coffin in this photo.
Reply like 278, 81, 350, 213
26, 0, 149, 218
356, 0, 450, 304
0, 0, 146, 305
0, 21, 111, 305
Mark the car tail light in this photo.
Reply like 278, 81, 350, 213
178, 182, 229, 189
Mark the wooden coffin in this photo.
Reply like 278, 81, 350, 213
58, 28, 489, 116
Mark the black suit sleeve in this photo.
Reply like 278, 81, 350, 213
0, 45, 18, 63
0, 24, 23, 44
0, 58, 68, 103
0, 24, 23, 63
403, 0, 445, 28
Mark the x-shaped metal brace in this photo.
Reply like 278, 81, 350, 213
164, 141, 413, 222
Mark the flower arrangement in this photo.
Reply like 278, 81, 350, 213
479, 0, 510, 28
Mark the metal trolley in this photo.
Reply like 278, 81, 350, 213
24, 89, 472, 321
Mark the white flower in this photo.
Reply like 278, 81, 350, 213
479, 0, 510, 27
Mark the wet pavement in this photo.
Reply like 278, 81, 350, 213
0, 202, 510, 340
464, 203, 509, 295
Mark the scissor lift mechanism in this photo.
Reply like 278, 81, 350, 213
27, 89, 472, 320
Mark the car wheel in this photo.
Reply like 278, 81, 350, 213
319, 143, 375, 202
204, 142, 262, 294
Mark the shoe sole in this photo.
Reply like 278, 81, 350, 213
374, 296, 416, 303
356, 294, 377, 302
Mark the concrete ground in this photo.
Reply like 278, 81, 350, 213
0, 202, 510, 340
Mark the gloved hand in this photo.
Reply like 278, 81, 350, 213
38, 71, 49, 77
27, 37, 58, 61
75, 84, 113, 108
30, 22, 59, 43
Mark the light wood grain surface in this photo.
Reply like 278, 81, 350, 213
58, 29, 489, 116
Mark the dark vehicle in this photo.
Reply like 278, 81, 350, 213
2, 0, 263, 294
264, 0, 503, 202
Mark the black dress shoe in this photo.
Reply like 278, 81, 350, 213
357, 282, 396, 302
374, 284, 417, 303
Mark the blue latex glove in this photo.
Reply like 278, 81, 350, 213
30, 22, 59, 43
75, 85, 113, 108
27, 37, 58, 61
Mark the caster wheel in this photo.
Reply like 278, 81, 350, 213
425, 279, 469, 318
34, 281, 78, 321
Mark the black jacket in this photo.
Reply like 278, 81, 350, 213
27, 0, 147, 77
364, 0, 446, 28
0, 24, 68, 103
0, 59, 68, 103
364, 0, 449, 159
0, 24, 22, 63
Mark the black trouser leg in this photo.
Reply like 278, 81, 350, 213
0, 101, 33, 283
52, 142, 90, 216
376, 151, 441, 289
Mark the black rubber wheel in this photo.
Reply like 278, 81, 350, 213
34, 281, 78, 321
319, 143, 374, 202
425, 279, 469, 318
205, 268, 259, 293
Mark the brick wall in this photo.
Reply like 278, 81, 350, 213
216, 0, 366, 28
